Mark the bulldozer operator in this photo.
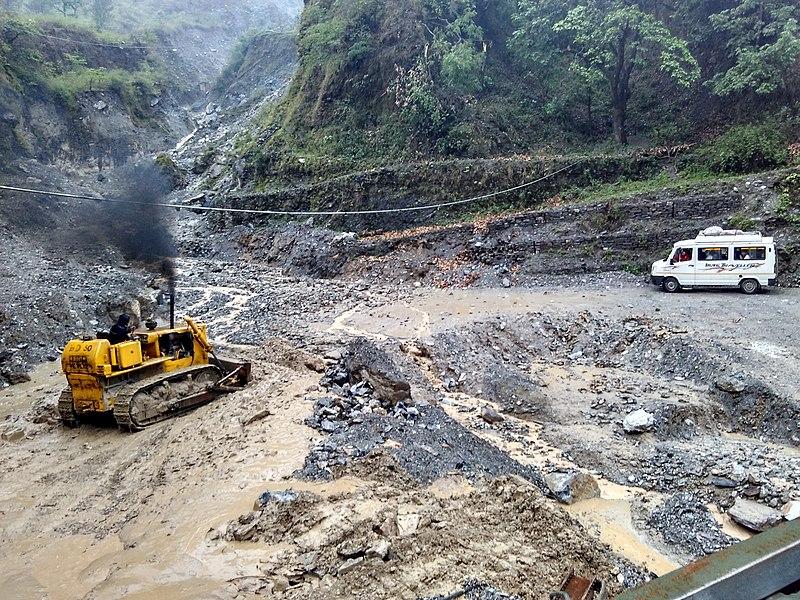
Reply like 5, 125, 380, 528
108, 314, 135, 345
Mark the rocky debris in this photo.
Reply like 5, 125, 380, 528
254, 490, 298, 510
647, 493, 735, 560
0, 230, 165, 386
224, 491, 318, 544
782, 501, 800, 521
623, 409, 655, 434
221, 478, 646, 599
299, 342, 547, 488
479, 406, 505, 424
420, 579, 521, 600
728, 498, 784, 532
715, 376, 747, 394
545, 472, 601, 505
710, 376, 800, 446
0, 422, 27, 442
342, 340, 412, 406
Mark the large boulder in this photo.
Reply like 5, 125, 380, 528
728, 498, 783, 532
623, 409, 655, 434
344, 340, 412, 406
715, 376, 747, 394
545, 471, 601, 505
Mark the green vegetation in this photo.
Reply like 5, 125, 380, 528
511, 0, 700, 143
6, 0, 299, 34
709, 0, 800, 97
234, 0, 798, 188
778, 172, 800, 225
693, 123, 789, 174
728, 212, 757, 231
0, 16, 167, 114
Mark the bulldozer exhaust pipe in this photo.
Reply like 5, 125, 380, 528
170, 291, 175, 329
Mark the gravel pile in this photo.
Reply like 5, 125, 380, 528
646, 493, 735, 560
298, 348, 546, 489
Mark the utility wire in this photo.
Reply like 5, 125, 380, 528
3, 25, 149, 49
0, 160, 582, 217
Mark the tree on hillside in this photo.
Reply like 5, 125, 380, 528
709, 0, 800, 96
91, 0, 113, 29
53, 0, 83, 16
511, 0, 700, 144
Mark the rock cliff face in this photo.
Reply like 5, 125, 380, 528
0, 0, 303, 173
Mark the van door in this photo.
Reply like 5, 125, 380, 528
668, 247, 696, 286
696, 246, 732, 286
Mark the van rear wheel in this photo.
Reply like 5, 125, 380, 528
662, 277, 681, 293
740, 279, 760, 295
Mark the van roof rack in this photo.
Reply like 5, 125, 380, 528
698, 227, 762, 237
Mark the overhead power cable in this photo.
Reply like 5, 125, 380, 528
0, 160, 583, 217
3, 26, 149, 49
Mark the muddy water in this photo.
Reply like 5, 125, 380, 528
439, 391, 678, 575
0, 366, 342, 599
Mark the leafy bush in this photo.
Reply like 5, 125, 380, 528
728, 212, 756, 231
694, 124, 788, 174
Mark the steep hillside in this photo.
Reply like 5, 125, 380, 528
0, 17, 185, 168
232, 0, 799, 186
0, 1, 302, 172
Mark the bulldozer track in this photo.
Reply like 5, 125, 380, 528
57, 388, 79, 428
112, 365, 223, 431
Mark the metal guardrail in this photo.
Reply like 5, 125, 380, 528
616, 519, 800, 600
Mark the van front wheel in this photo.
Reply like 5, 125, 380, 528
740, 279, 760, 295
662, 277, 681, 293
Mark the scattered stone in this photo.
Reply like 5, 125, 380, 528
241, 408, 272, 426
647, 493, 735, 559
232, 519, 258, 541
544, 471, 601, 505
6, 371, 31, 384
710, 477, 737, 489
376, 514, 398, 537
397, 513, 421, 537
623, 409, 655, 434
254, 490, 297, 510
782, 501, 800, 521
272, 576, 290, 593
93, 100, 108, 111
479, 406, 505, 424
715, 376, 747, 394
0, 425, 26, 442
728, 498, 783, 532
366, 539, 391, 560
336, 539, 366, 558
337, 556, 365, 576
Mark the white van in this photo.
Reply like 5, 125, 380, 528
651, 228, 777, 294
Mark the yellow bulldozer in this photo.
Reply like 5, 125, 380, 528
59, 315, 250, 431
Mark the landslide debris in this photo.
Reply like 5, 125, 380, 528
646, 493, 735, 561
218, 476, 649, 599
298, 339, 546, 489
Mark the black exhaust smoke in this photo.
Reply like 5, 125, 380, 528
84, 161, 179, 325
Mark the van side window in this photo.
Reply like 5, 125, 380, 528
734, 247, 766, 261
698, 247, 729, 261
672, 248, 693, 262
